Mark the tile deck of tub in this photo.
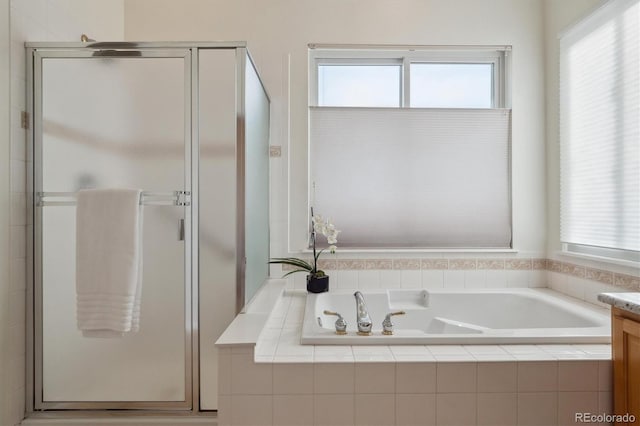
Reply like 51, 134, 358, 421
216, 287, 614, 426
245, 290, 611, 364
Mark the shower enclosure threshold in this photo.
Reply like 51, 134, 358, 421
21, 412, 217, 426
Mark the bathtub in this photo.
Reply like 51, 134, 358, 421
301, 288, 610, 344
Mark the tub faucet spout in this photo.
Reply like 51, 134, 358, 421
354, 291, 372, 335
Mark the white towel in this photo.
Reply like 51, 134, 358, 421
76, 189, 143, 337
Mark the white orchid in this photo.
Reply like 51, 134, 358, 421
326, 228, 339, 244
312, 215, 340, 246
270, 210, 339, 281
312, 215, 327, 234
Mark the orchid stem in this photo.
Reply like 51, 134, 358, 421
311, 207, 317, 274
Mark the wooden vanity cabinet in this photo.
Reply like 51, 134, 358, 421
612, 306, 640, 426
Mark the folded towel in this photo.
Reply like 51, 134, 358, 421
76, 189, 143, 337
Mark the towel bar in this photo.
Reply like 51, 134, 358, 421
36, 191, 191, 207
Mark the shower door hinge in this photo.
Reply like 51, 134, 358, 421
21, 111, 29, 129
176, 191, 191, 206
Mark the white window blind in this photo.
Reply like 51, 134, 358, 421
310, 107, 512, 248
559, 0, 640, 257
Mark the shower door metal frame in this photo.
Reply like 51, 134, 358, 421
28, 46, 196, 411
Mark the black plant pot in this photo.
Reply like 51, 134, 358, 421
307, 274, 329, 293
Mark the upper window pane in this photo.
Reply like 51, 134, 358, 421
410, 63, 493, 108
318, 65, 401, 107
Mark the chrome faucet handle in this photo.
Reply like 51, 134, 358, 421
382, 311, 406, 335
323, 310, 347, 335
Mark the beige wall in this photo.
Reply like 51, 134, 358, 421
125, 0, 548, 258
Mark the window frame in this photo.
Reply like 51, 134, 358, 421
558, 0, 640, 265
309, 46, 511, 108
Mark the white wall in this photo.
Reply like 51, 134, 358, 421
4, 2, 124, 423
124, 0, 548, 258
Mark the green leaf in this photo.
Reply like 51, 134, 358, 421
269, 256, 307, 262
269, 258, 313, 269
269, 258, 313, 271
314, 248, 326, 263
282, 269, 309, 278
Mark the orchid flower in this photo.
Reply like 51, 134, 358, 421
270, 210, 339, 278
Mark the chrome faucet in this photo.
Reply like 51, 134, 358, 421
354, 291, 372, 335
382, 311, 405, 335
323, 310, 347, 335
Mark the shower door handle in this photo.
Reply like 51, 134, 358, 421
178, 218, 185, 241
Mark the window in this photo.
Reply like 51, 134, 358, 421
310, 48, 508, 108
409, 63, 493, 108
318, 63, 401, 107
309, 46, 512, 249
559, 0, 640, 263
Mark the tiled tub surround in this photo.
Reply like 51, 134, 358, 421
283, 257, 639, 308
217, 290, 614, 426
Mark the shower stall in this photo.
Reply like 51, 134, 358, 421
25, 42, 270, 414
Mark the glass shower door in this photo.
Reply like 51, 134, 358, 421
34, 49, 192, 408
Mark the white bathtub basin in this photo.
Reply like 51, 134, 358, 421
301, 288, 611, 344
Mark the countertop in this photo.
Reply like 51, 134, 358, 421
598, 292, 640, 316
